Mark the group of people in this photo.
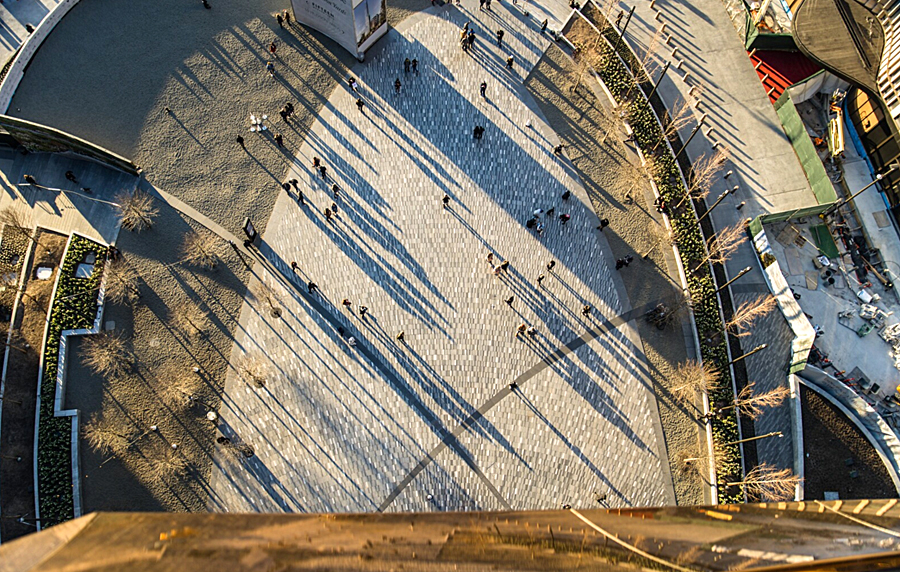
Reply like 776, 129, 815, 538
524, 191, 573, 236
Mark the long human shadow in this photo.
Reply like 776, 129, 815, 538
515, 389, 629, 503
250, 240, 511, 508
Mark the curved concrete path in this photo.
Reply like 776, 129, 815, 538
207, 1, 676, 513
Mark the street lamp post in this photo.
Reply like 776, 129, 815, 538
729, 344, 767, 366
822, 163, 899, 218
684, 432, 782, 463
675, 124, 701, 160
716, 266, 752, 294
646, 61, 670, 103
612, 7, 635, 56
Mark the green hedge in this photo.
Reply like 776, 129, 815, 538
37, 235, 107, 527
574, 7, 743, 503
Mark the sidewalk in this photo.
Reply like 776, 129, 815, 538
0, 0, 59, 63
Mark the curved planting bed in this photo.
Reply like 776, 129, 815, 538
569, 3, 743, 502
36, 234, 106, 527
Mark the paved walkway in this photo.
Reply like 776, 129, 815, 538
0, 0, 58, 62
207, 2, 676, 513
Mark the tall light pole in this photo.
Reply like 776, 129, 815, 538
729, 344, 767, 366
717, 266, 752, 294
822, 163, 899, 218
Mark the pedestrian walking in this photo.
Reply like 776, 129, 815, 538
505, 296, 514, 306
624, 255, 634, 266
499, 260, 510, 271
506, 56, 514, 70
279, 109, 288, 122
496, 29, 504, 46
468, 31, 475, 48
597, 218, 609, 230
395, 78, 402, 94
282, 182, 291, 192
404, 58, 411, 73
547, 260, 556, 272
546, 207, 555, 217
516, 323, 527, 337
324, 207, 333, 221
356, 98, 365, 113
559, 213, 571, 224
615, 10, 624, 27
266, 61, 275, 77
236, 135, 245, 148
269, 41, 278, 58
537, 273, 545, 285
348, 77, 358, 91
291, 261, 298, 271
298, 191, 305, 205
487, 252, 494, 264
65, 171, 77, 183
274, 133, 284, 147
332, 183, 340, 197
307, 281, 318, 293
615, 258, 625, 270
396, 331, 405, 342
554, 144, 565, 155
359, 305, 369, 317
561, 190, 571, 200
442, 194, 450, 208
348, 336, 357, 347
536, 222, 545, 235
582, 305, 591, 316
479, 0, 485, 10
283, 9, 291, 24
527, 326, 537, 336
541, 19, 548, 33
277, 12, 284, 27
331, 201, 338, 213
473, 125, 484, 139
485, 0, 491, 11
464, 21, 470, 33
412, 58, 419, 74
313, 156, 321, 169
286, 102, 294, 117
493, 265, 502, 276
24, 174, 37, 185
480, 81, 487, 98
342, 299, 352, 309
319, 165, 328, 180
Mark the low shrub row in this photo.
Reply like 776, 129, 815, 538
572, 6, 743, 502
37, 234, 106, 527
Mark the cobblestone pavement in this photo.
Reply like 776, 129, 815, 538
208, 2, 676, 513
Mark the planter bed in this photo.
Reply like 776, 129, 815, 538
36, 234, 106, 528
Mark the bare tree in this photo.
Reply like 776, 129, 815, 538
717, 381, 790, 420
694, 223, 745, 272
145, 442, 189, 483
115, 190, 159, 232
81, 331, 133, 379
727, 463, 801, 501
239, 355, 269, 388
0, 207, 36, 243
572, 33, 605, 94
670, 359, 721, 404
652, 97, 694, 152
181, 231, 219, 269
641, 228, 675, 259
726, 295, 777, 337
156, 365, 205, 410
635, 27, 665, 84
677, 150, 727, 209
82, 412, 134, 457
104, 259, 140, 305
169, 299, 208, 337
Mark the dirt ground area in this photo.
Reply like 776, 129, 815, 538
525, 44, 702, 505
0, 229, 66, 541
9, 0, 428, 514
801, 386, 898, 500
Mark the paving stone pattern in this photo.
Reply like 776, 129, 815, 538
208, 3, 675, 513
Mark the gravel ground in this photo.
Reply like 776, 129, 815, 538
800, 386, 898, 500
8, 0, 428, 514
0, 230, 65, 541
524, 44, 702, 505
